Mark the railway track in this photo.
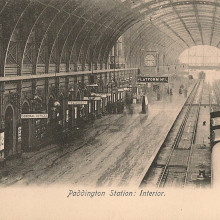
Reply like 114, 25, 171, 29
140, 80, 204, 188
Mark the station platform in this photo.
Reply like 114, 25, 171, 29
0, 81, 196, 187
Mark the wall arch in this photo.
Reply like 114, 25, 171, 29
4, 105, 15, 158
21, 101, 30, 151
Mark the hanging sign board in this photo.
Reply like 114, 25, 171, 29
68, 101, 88, 105
112, 89, 118, 93
137, 82, 147, 85
87, 84, 98, 87
21, 114, 48, 119
118, 89, 124, 92
123, 88, 130, 91
138, 77, 168, 83
83, 97, 101, 101
91, 93, 107, 98
0, 131, 4, 151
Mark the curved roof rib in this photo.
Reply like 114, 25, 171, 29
1, 0, 220, 76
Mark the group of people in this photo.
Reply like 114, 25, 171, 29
166, 85, 188, 97
179, 87, 188, 97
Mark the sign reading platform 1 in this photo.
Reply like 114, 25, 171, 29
21, 114, 48, 119
138, 77, 168, 83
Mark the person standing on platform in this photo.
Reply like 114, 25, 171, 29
106, 101, 111, 114
142, 95, 146, 114
170, 88, 173, 95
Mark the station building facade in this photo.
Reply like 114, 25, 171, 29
0, 32, 139, 158
0, 0, 187, 160
1, 67, 138, 159
0, 37, 187, 159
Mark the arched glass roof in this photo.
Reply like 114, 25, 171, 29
179, 45, 220, 65
1, 0, 220, 74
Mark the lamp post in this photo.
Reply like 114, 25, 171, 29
54, 100, 61, 121
140, 48, 145, 71
91, 59, 93, 74
69, 87, 74, 127
51, 100, 61, 126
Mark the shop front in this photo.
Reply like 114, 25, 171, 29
67, 87, 75, 129
84, 96, 102, 119
117, 88, 125, 113
125, 87, 133, 105
4, 106, 14, 158
48, 96, 63, 145
68, 100, 88, 128
21, 94, 47, 151
21, 102, 30, 151
91, 92, 108, 115
111, 91, 117, 114
111, 89, 125, 114
29, 99, 45, 149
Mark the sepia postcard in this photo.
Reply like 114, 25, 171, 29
0, 0, 220, 219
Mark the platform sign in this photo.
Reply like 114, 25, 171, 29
87, 84, 98, 87
91, 93, 107, 98
0, 131, 4, 151
118, 89, 124, 92
68, 101, 88, 105
123, 88, 130, 91
137, 82, 147, 85
84, 97, 101, 101
21, 114, 48, 119
138, 77, 168, 83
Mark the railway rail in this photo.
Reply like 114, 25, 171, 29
140, 80, 204, 188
